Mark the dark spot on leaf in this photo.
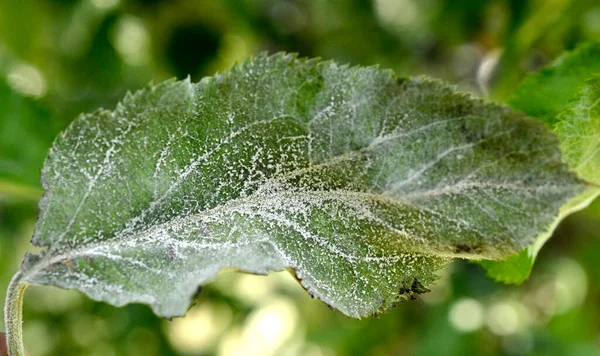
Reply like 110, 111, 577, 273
459, 120, 484, 143
399, 277, 430, 299
454, 243, 483, 255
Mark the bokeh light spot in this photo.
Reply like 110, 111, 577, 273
111, 15, 150, 66
375, 0, 418, 26
486, 303, 520, 336
90, 0, 120, 10
448, 298, 484, 332
165, 301, 232, 354
553, 258, 588, 314
218, 297, 301, 356
7, 63, 47, 98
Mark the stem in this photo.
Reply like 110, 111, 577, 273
4, 272, 27, 356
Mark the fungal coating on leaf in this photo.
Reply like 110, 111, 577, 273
20, 53, 583, 318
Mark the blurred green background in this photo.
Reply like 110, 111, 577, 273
1, 0, 600, 355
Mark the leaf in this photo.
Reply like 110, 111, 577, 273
555, 78, 600, 184
478, 187, 599, 284
17, 54, 582, 318
481, 43, 600, 284
0, 78, 62, 199
508, 41, 600, 124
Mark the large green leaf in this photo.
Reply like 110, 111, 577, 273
16, 54, 582, 318
481, 43, 600, 284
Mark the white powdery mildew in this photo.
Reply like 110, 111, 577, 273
23, 54, 583, 318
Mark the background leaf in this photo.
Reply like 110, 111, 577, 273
17, 54, 582, 319
508, 41, 600, 124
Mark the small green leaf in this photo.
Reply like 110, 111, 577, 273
477, 249, 531, 285
482, 43, 600, 284
508, 41, 600, 124
17, 54, 582, 318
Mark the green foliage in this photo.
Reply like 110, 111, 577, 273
509, 42, 600, 124
476, 248, 531, 285
555, 78, 600, 184
15, 54, 582, 319
0, 79, 61, 197
481, 41, 600, 284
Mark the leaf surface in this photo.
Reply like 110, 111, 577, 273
508, 41, 600, 124
555, 78, 600, 184
19, 54, 582, 318
481, 43, 600, 284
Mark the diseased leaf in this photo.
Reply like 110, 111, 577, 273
508, 41, 600, 124
17, 54, 582, 318
481, 44, 600, 284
